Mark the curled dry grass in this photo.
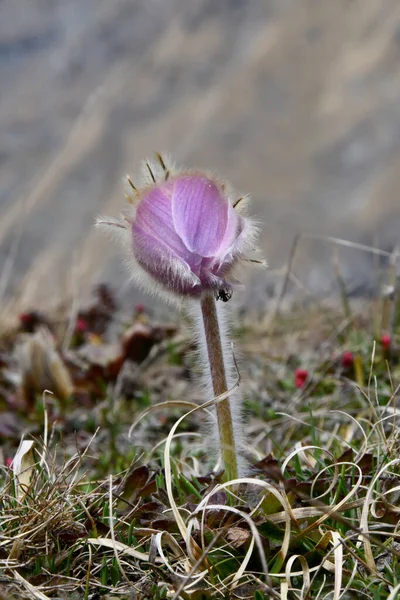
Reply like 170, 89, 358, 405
1, 256, 400, 598
3, 371, 400, 600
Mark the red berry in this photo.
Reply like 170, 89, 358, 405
18, 311, 45, 332
136, 303, 145, 314
75, 317, 89, 333
341, 351, 354, 368
381, 334, 391, 351
19, 312, 32, 324
295, 368, 308, 388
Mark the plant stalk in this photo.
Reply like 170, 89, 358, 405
200, 292, 238, 481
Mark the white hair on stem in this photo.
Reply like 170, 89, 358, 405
188, 296, 247, 477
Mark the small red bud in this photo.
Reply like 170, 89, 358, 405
135, 303, 145, 314
295, 368, 308, 388
19, 312, 32, 324
5, 457, 12, 468
341, 351, 354, 369
75, 317, 89, 333
381, 334, 391, 351
18, 311, 45, 332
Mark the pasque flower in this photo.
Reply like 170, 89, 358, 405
97, 155, 263, 480
96, 155, 258, 302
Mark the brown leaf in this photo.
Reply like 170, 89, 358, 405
208, 490, 227, 506
226, 526, 251, 548
150, 518, 178, 533
77, 341, 124, 381
252, 454, 283, 482
117, 465, 150, 501
53, 521, 87, 543
77, 284, 117, 335
122, 323, 158, 363
17, 328, 73, 410
337, 447, 354, 464
132, 501, 162, 518
122, 322, 177, 363
138, 479, 157, 498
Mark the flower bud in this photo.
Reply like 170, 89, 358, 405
381, 334, 391, 351
295, 368, 308, 388
341, 351, 354, 369
97, 157, 259, 302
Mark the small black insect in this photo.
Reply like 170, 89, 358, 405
214, 288, 232, 302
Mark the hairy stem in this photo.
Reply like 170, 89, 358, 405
200, 292, 238, 481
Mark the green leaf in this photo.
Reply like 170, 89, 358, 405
179, 473, 202, 500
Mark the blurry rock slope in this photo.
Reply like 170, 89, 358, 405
1, 0, 400, 313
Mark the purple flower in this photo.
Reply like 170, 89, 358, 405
97, 156, 260, 300
97, 155, 264, 479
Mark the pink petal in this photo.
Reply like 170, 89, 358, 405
171, 176, 229, 257
132, 224, 200, 292
135, 185, 190, 261
213, 202, 243, 264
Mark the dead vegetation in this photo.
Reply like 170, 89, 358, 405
0, 254, 399, 598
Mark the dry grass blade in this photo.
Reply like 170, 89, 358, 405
11, 571, 52, 600
108, 474, 133, 588
388, 583, 400, 600
86, 537, 153, 562
191, 477, 291, 592
229, 535, 255, 589
359, 458, 400, 570
11, 440, 35, 500
170, 529, 227, 600
163, 379, 240, 561
331, 531, 343, 600
128, 401, 198, 439
284, 554, 310, 596
154, 531, 206, 585
191, 504, 271, 587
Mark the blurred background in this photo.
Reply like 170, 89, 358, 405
1, 0, 400, 315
